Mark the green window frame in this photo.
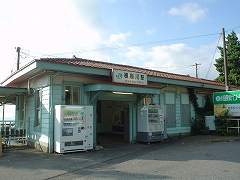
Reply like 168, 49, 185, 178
34, 89, 41, 127
64, 86, 80, 105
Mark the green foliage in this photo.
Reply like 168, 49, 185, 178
215, 115, 239, 136
215, 31, 240, 86
188, 88, 214, 135
215, 116, 228, 136
191, 117, 205, 135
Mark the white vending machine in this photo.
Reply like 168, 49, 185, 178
137, 105, 166, 143
54, 105, 93, 153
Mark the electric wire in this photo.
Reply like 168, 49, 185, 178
22, 26, 240, 58
205, 33, 222, 79
42, 32, 221, 57
17, 25, 240, 79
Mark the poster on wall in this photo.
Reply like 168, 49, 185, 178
213, 91, 240, 117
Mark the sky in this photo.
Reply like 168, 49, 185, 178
1, 0, 240, 82
0, 104, 15, 121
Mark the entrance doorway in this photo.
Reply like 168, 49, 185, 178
96, 100, 129, 146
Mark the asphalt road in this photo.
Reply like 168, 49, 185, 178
0, 135, 240, 180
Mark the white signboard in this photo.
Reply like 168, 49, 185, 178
112, 70, 147, 85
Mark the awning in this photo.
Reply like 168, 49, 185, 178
0, 87, 28, 104
84, 84, 160, 94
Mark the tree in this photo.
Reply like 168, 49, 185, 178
215, 31, 240, 86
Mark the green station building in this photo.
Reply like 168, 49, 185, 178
0, 58, 226, 153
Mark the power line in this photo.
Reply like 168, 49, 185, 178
42, 32, 221, 57
144, 64, 195, 69
205, 33, 222, 79
226, 25, 240, 32
222, 27, 229, 91
19, 25, 240, 59
18, 25, 240, 79
23, 26, 240, 59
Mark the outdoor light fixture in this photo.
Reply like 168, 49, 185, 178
112, 92, 133, 95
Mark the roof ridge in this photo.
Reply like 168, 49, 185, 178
38, 57, 221, 84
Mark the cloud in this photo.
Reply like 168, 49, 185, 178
107, 32, 131, 46
0, 0, 104, 81
145, 28, 157, 35
168, 3, 207, 22
237, 33, 240, 39
122, 43, 219, 80
0, 0, 218, 83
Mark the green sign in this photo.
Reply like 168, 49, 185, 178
213, 91, 240, 104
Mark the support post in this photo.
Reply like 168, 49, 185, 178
222, 28, 229, 91
193, 63, 201, 78
16, 47, 21, 71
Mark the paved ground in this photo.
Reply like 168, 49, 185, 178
0, 135, 240, 180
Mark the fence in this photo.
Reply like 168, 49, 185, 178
0, 120, 27, 146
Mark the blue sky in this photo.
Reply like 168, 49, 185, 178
0, 0, 240, 82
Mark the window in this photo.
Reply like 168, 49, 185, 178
64, 86, 80, 105
35, 89, 41, 127
197, 94, 206, 108
165, 92, 176, 128
181, 93, 191, 126
165, 92, 175, 105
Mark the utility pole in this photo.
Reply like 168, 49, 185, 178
16, 47, 21, 70
193, 63, 201, 78
222, 28, 229, 91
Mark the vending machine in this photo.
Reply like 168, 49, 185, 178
54, 105, 93, 153
137, 105, 166, 143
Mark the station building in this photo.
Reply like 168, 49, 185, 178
0, 58, 225, 153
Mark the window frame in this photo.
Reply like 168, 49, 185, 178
34, 89, 41, 127
64, 85, 80, 105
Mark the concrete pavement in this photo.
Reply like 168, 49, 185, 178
0, 135, 240, 180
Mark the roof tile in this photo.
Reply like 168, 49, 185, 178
36, 58, 225, 87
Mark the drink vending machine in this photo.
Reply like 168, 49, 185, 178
54, 105, 93, 153
137, 105, 166, 143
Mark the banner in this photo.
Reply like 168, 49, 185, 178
213, 91, 240, 117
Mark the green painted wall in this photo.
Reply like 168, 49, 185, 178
48, 84, 64, 152
26, 95, 35, 139
24, 86, 51, 152
163, 90, 193, 135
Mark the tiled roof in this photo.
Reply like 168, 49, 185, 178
36, 58, 225, 87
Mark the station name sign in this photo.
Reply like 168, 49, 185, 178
213, 91, 240, 117
112, 70, 147, 85
214, 91, 240, 104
